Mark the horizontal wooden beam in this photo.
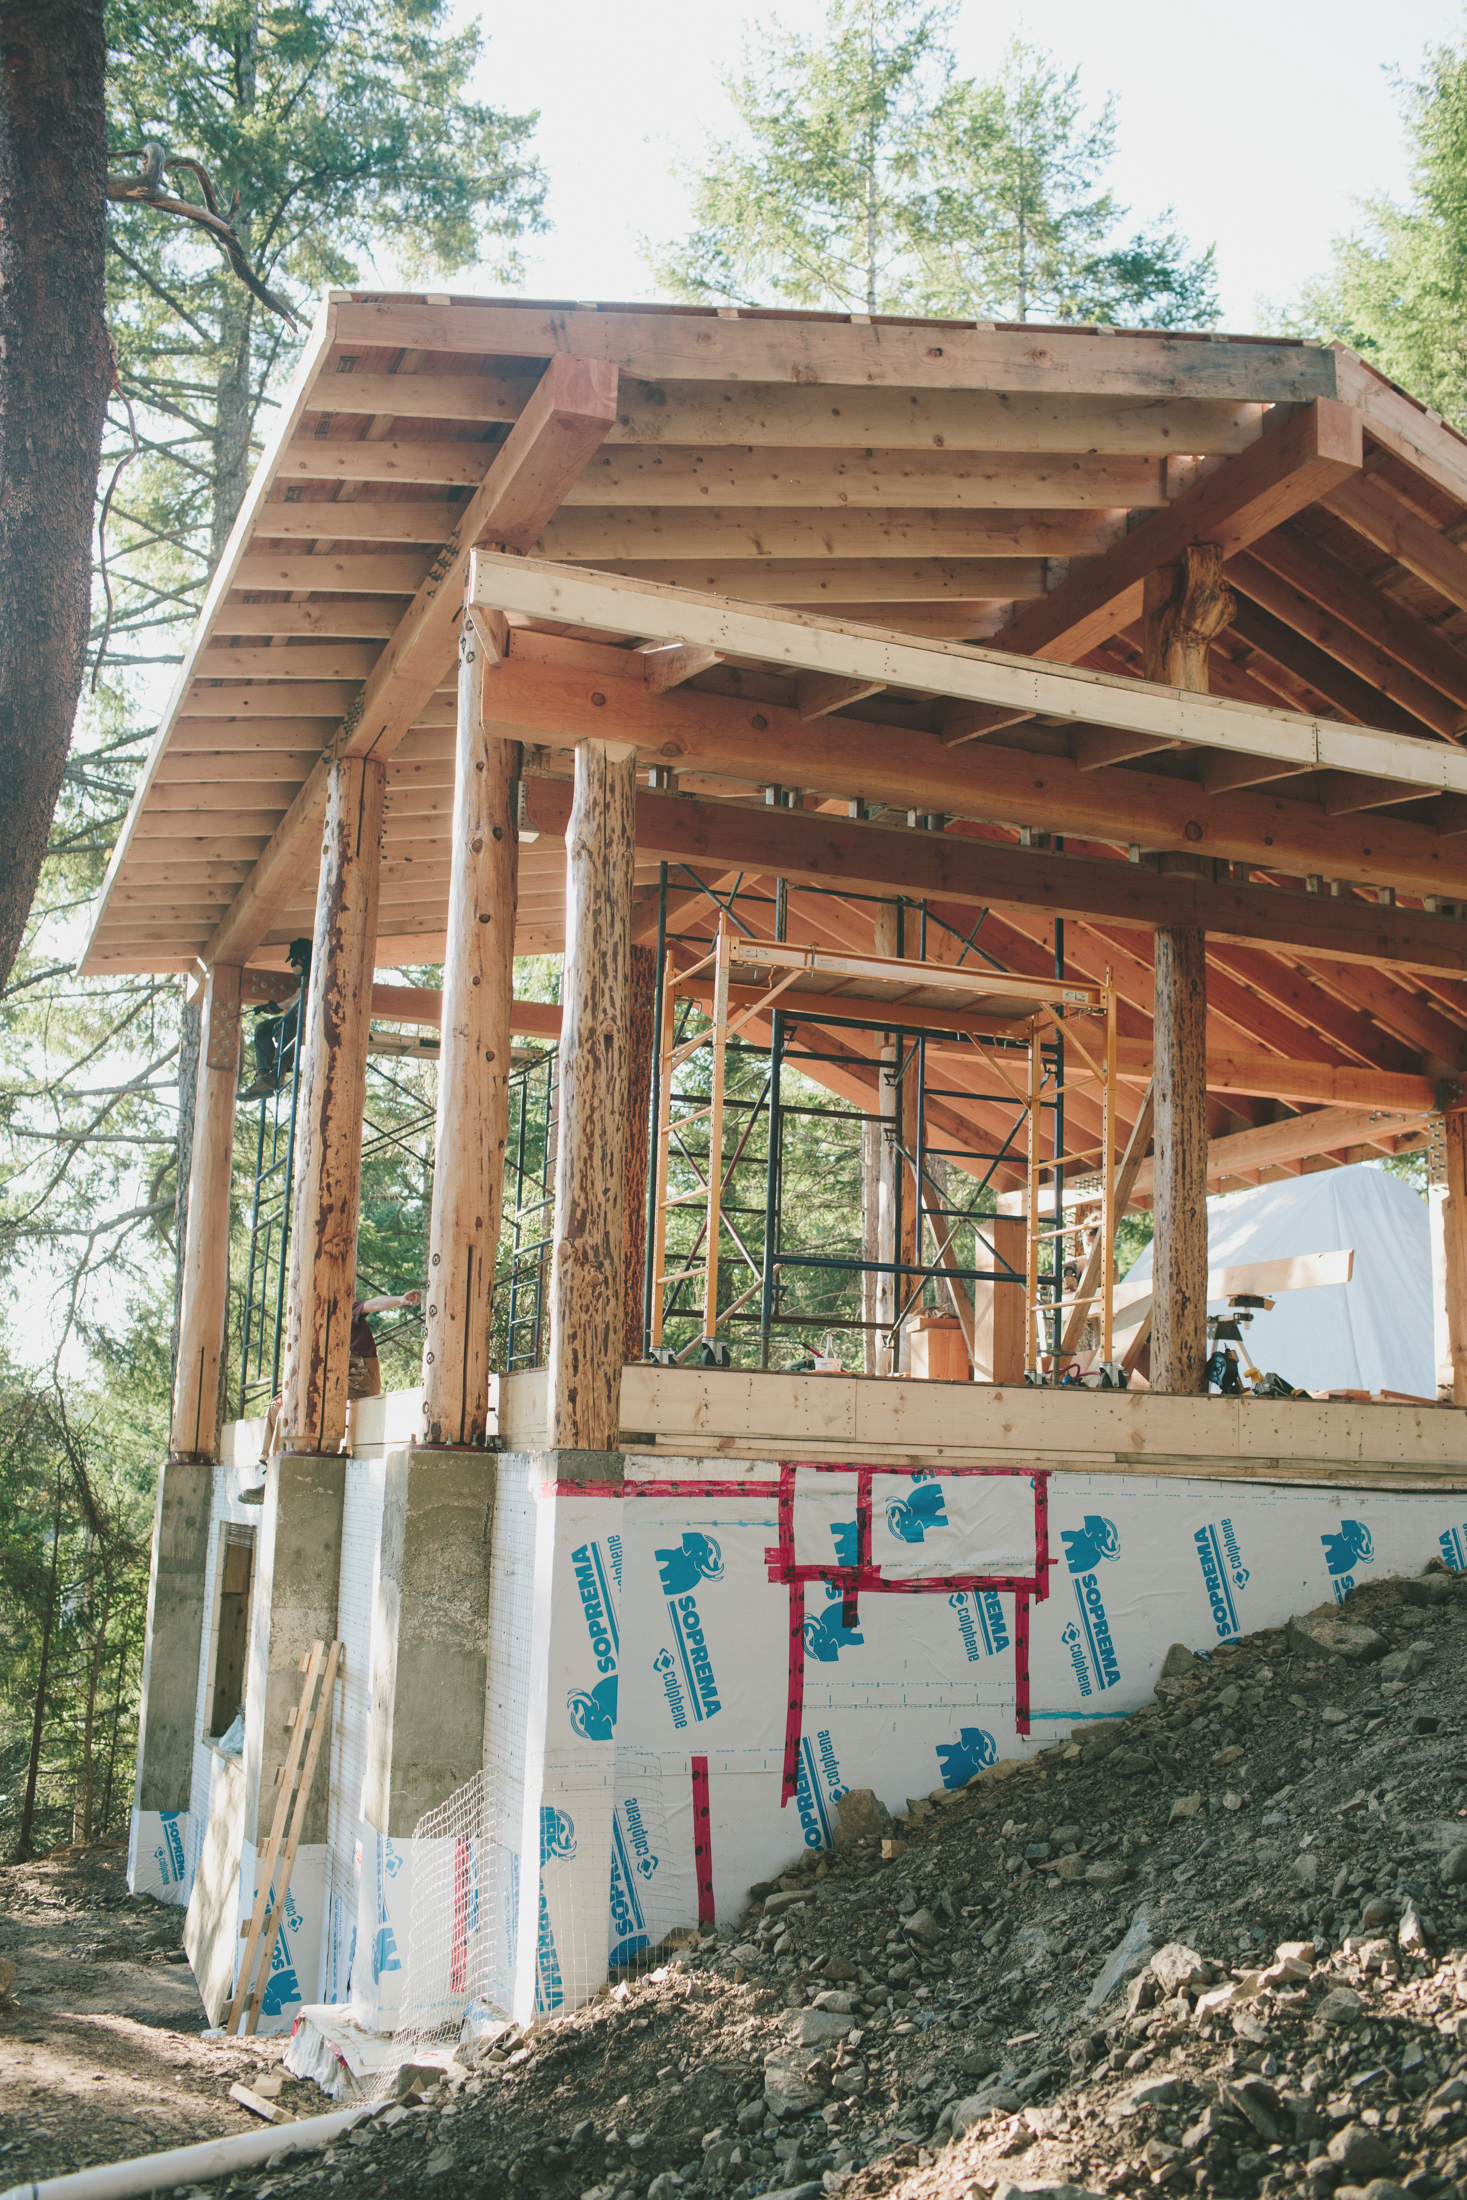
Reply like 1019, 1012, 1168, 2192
197, 642, 382, 681
309, 370, 535, 421
215, 600, 409, 637
1112, 1035, 1436, 1110
330, 298, 1339, 402
468, 554, 1467, 805
603, 385, 1271, 455
253, 500, 463, 543
282, 438, 495, 487
365, 981, 562, 1037
520, 778, 1467, 976
1127, 1102, 1436, 1199
233, 551, 435, 594
564, 447, 1170, 509
998, 399, 1363, 662
589, 557, 1046, 602
540, 509, 1124, 562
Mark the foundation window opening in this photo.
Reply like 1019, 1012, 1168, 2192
208, 1525, 255, 1744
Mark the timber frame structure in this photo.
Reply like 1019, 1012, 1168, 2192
107, 292, 1467, 2035
80, 292, 1467, 1439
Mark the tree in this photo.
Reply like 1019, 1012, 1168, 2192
648, 0, 952, 314
650, 2, 1217, 329
0, 1, 111, 1008
1296, 36, 1467, 424
917, 40, 1218, 326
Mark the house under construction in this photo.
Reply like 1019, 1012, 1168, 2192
80, 296, 1467, 2035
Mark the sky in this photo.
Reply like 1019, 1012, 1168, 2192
447, 0, 1464, 330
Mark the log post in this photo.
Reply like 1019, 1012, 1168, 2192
1151, 926, 1209, 1393
870, 903, 901, 1374
622, 945, 657, 1364
420, 622, 519, 1448
170, 963, 242, 1459
278, 755, 386, 1455
1145, 546, 1229, 1395
1142, 544, 1236, 689
545, 737, 638, 1453
1442, 1109, 1467, 1406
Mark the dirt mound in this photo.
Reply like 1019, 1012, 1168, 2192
10, 1562, 1467, 2200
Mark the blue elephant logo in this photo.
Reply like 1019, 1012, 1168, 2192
1321, 1520, 1374, 1577
568, 1674, 618, 1741
656, 1531, 725, 1595
830, 1519, 860, 1567
1061, 1515, 1121, 1573
935, 1727, 998, 1790
885, 1478, 948, 1545
540, 1806, 577, 1865
803, 1587, 865, 1663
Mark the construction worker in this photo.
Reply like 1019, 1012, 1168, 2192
258, 1287, 423, 1461
240, 937, 312, 1102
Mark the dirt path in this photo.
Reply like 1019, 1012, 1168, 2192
0, 1843, 325, 2185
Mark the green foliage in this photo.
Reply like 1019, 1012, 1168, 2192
1295, 38, 1467, 422
650, 3, 1217, 328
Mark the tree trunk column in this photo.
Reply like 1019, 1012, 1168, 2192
1151, 926, 1209, 1393
546, 738, 638, 1454
170, 963, 242, 1459
1442, 1109, 1467, 1406
420, 624, 519, 1448
279, 755, 385, 1455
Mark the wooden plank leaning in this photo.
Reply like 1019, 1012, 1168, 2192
1060, 1079, 1155, 1359
223, 1638, 341, 2035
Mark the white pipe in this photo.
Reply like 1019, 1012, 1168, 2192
0, 2104, 369, 2200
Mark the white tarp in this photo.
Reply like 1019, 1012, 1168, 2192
1123, 1161, 1433, 1398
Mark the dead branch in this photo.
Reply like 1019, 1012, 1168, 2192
106, 143, 298, 329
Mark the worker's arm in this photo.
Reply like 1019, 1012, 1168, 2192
356, 1290, 423, 1315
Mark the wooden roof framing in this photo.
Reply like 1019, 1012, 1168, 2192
79, 292, 1467, 1191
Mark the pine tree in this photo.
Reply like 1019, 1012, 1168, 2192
1298, 37, 1467, 422
650, 3, 1217, 329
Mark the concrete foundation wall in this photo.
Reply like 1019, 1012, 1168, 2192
133, 1380, 1467, 2043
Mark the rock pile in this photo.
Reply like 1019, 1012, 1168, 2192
224, 1562, 1467, 2200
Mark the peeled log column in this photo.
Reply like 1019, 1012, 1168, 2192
546, 739, 638, 1451
1442, 1109, 1467, 1406
1151, 926, 1209, 1393
420, 626, 518, 1448
622, 945, 657, 1364
280, 756, 386, 1454
1142, 544, 1235, 690
170, 964, 242, 1459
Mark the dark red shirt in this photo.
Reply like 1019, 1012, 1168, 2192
349, 1302, 377, 1360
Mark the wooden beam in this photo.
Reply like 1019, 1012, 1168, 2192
1113, 1037, 1436, 1111
364, 981, 563, 1039
198, 643, 382, 682
1228, 551, 1464, 741
517, 780, 1467, 977
591, 557, 1046, 602
643, 644, 723, 694
601, 388, 1271, 455
797, 673, 887, 720
215, 601, 410, 638
1197, 751, 1314, 797
469, 556, 1467, 808
1243, 526, 1467, 716
546, 739, 638, 1450
420, 621, 518, 1448
1128, 1102, 1435, 1199
342, 354, 620, 764
1322, 472, 1467, 618
233, 552, 435, 594
283, 438, 497, 487
542, 510, 1127, 560
307, 370, 534, 422
1060, 1080, 1154, 1356
997, 399, 1363, 663
279, 756, 386, 1455
566, 448, 1169, 508
254, 501, 464, 543
1070, 728, 1178, 771
330, 300, 1338, 403
170, 964, 241, 1460
1444, 1108, 1467, 1406
1226, 596, 1433, 737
